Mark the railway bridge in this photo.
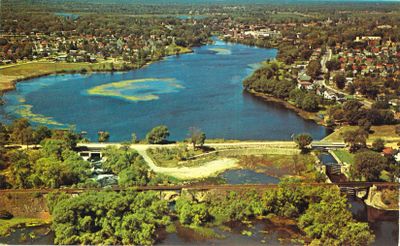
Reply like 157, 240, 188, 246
0, 182, 397, 195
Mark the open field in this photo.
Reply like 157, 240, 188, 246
323, 124, 400, 143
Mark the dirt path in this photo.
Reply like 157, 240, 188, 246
71, 141, 306, 180
69, 141, 320, 179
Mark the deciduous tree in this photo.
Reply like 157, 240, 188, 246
306, 60, 321, 79
343, 129, 368, 152
146, 125, 169, 144
334, 73, 346, 90
351, 150, 387, 181
188, 127, 206, 149
294, 133, 313, 151
371, 138, 385, 152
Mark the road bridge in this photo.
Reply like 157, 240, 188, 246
311, 142, 346, 149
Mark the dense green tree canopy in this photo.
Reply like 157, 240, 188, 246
306, 60, 321, 79
334, 74, 346, 90
371, 138, 385, 152
342, 129, 368, 152
51, 191, 170, 245
351, 150, 388, 181
102, 146, 146, 174
173, 182, 375, 244
4, 136, 91, 188
299, 195, 374, 245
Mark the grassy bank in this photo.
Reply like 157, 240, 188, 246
331, 149, 355, 165
0, 217, 50, 237
0, 61, 136, 92
237, 152, 321, 180
165, 44, 192, 55
323, 125, 400, 143
147, 147, 208, 168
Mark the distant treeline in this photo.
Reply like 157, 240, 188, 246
3, 0, 400, 16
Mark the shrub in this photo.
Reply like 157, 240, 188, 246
0, 210, 13, 220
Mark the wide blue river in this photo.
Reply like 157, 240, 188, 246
0, 39, 328, 141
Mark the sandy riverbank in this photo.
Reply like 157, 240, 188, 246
155, 158, 239, 180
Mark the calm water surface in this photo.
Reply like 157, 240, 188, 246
0, 38, 328, 141
221, 169, 280, 184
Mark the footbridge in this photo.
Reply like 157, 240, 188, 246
311, 141, 346, 149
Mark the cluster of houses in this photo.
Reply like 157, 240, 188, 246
294, 33, 400, 104
333, 36, 400, 78
29, 33, 168, 63
296, 69, 346, 102
221, 23, 282, 40
0, 21, 192, 65
292, 48, 347, 102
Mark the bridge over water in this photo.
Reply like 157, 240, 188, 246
0, 182, 397, 195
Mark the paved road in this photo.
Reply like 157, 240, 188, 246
320, 48, 372, 108
321, 47, 332, 74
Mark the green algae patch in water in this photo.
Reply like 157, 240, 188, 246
12, 104, 65, 127
86, 78, 183, 102
209, 48, 232, 55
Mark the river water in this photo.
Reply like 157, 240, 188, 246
0, 38, 328, 141
0, 39, 396, 245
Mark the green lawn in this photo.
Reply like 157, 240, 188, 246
0, 217, 48, 237
332, 149, 355, 165
147, 147, 210, 168
323, 125, 400, 143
